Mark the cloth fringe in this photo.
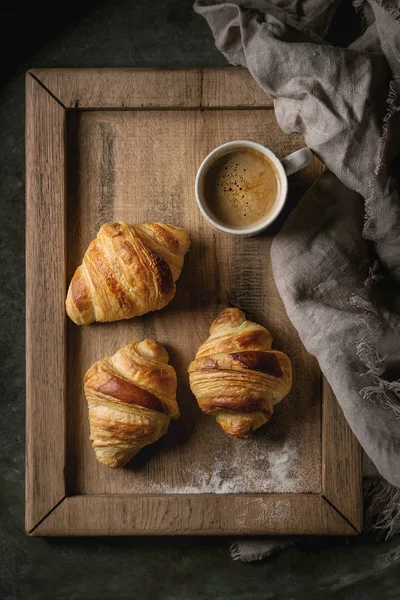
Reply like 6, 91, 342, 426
353, 0, 367, 32
375, 76, 400, 177
350, 260, 400, 415
363, 75, 400, 238
365, 260, 384, 288
230, 538, 296, 562
353, 312, 400, 415
364, 479, 400, 539
378, 0, 400, 22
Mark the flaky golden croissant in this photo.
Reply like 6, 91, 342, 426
84, 339, 179, 468
188, 308, 292, 438
66, 222, 190, 325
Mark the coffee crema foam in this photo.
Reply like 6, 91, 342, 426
202, 147, 281, 230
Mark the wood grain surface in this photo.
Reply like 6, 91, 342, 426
322, 379, 363, 531
30, 68, 273, 109
25, 75, 67, 531
32, 494, 356, 536
26, 68, 362, 535
66, 109, 323, 498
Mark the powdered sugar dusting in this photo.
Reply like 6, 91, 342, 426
147, 438, 299, 494
124, 405, 321, 494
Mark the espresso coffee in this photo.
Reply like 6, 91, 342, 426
202, 147, 281, 230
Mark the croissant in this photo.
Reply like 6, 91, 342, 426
188, 308, 292, 438
84, 339, 179, 468
66, 222, 190, 325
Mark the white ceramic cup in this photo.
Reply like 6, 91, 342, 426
195, 140, 313, 236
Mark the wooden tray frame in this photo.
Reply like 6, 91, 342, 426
26, 68, 362, 536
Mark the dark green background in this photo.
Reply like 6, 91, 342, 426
1, 1, 399, 598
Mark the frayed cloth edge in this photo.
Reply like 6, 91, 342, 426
350, 261, 400, 416
375, 76, 400, 178
363, 76, 400, 239
353, 0, 367, 33
364, 479, 400, 540
230, 538, 297, 562
374, 0, 400, 22
230, 542, 270, 562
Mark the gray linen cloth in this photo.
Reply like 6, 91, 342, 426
194, 0, 400, 557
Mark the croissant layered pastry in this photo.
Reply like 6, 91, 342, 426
84, 339, 179, 468
66, 222, 190, 325
188, 308, 292, 438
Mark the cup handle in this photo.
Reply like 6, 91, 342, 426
281, 148, 313, 176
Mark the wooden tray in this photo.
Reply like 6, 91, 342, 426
26, 68, 362, 536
